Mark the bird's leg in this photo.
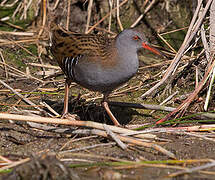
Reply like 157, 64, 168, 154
102, 94, 120, 126
61, 78, 77, 119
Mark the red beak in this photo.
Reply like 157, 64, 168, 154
142, 42, 161, 56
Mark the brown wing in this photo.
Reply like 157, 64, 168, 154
50, 25, 116, 74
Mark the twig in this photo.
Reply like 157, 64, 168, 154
66, 0, 71, 30
116, 0, 123, 31
0, 113, 175, 158
40, 101, 60, 116
130, 0, 156, 28
108, 0, 113, 32
86, 0, 128, 33
103, 124, 127, 150
48, 0, 60, 10
0, 113, 155, 139
0, 155, 13, 163
0, 0, 18, 7
0, 50, 8, 80
181, 132, 215, 142
150, 91, 178, 114
12, 1, 22, 19
157, 33, 177, 53
27, 63, 60, 69
60, 136, 98, 151
20, 0, 33, 20
70, 129, 176, 159
0, 31, 34, 36
167, 161, 215, 178
0, 158, 30, 171
58, 152, 128, 162
85, 0, 93, 33
38, 0, 47, 37
201, 25, 210, 61
159, 27, 189, 36
0, 61, 43, 83
204, 65, 215, 111
0, 38, 38, 46
109, 101, 215, 121
0, 80, 46, 114
109, 101, 175, 112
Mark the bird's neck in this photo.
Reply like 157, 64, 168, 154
114, 39, 139, 78
115, 38, 137, 55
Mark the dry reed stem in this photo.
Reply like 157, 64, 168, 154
108, 0, 113, 32
116, 0, 123, 31
0, 155, 13, 163
157, 33, 177, 53
0, 80, 45, 113
159, 27, 189, 36
0, 50, 8, 81
0, 0, 19, 7
109, 101, 215, 121
157, 52, 215, 124
103, 124, 127, 150
0, 39, 38, 46
85, 0, 93, 33
0, 158, 30, 171
0, 62, 43, 83
150, 91, 178, 114
48, 0, 60, 10
114, 160, 215, 176
66, 0, 71, 30
0, 113, 176, 158
27, 63, 60, 69
12, 1, 22, 18
0, 31, 34, 36
86, 0, 128, 34
38, 0, 47, 37
7, 36, 38, 58
71, 129, 175, 159
167, 161, 215, 178
130, 0, 157, 28
138, 124, 215, 133
20, 0, 33, 20
141, 0, 212, 98
201, 25, 210, 61
0, 113, 155, 139
59, 135, 97, 151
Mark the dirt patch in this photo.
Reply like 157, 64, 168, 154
1, 118, 215, 179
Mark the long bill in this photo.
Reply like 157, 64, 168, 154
142, 42, 161, 56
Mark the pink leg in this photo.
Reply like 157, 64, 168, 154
102, 94, 120, 126
61, 79, 77, 119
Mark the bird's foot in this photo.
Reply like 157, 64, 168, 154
61, 113, 80, 120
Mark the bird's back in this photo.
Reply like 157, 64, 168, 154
50, 25, 115, 74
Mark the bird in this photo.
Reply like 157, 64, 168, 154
50, 24, 161, 126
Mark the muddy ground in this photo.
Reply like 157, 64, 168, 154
1, 63, 215, 179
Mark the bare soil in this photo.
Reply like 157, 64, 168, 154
1, 74, 215, 179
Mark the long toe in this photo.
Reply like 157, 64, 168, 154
61, 113, 80, 120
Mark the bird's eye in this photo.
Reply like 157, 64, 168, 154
133, 35, 140, 40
